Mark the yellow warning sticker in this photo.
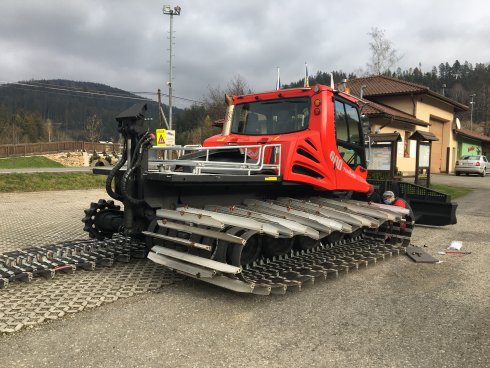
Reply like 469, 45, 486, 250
264, 176, 278, 181
156, 129, 176, 146
156, 129, 166, 146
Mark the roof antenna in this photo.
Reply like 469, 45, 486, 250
329, 72, 334, 88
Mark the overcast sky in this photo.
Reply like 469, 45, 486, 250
1, 0, 489, 108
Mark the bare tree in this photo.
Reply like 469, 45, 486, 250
85, 113, 102, 143
366, 27, 402, 75
0, 116, 8, 144
204, 75, 252, 121
226, 74, 251, 96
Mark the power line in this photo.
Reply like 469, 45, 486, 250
158, 92, 204, 105
0, 80, 204, 105
21, 80, 133, 95
1, 84, 152, 105
0, 81, 150, 101
125, 90, 204, 105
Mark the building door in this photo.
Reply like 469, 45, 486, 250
429, 119, 444, 173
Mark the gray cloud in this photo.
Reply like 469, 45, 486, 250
0, 0, 489, 108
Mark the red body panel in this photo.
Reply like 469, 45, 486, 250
203, 85, 370, 193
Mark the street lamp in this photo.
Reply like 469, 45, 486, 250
469, 94, 476, 131
162, 4, 181, 131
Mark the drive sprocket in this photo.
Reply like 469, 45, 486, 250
82, 199, 121, 240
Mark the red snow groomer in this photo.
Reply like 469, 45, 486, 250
86, 84, 455, 294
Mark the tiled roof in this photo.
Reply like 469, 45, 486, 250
345, 75, 468, 111
454, 128, 490, 143
361, 99, 429, 127
346, 75, 424, 96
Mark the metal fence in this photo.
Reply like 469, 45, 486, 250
0, 141, 121, 158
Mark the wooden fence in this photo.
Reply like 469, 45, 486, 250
0, 141, 121, 158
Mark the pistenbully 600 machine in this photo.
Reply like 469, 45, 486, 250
84, 84, 456, 295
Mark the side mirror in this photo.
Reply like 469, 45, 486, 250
361, 114, 371, 135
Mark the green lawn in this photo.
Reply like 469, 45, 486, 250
0, 172, 106, 192
0, 165, 473, 199
0, 156, 64, 169
430, 183, 472, 199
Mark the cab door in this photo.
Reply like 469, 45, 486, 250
333, 97, 367, 169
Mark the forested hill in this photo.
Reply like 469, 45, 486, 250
0, 79, 166, 143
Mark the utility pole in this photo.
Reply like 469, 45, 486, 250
163, 5, 181, 131
157, 88, 163, 127
157, 88, 170, 129
470, 94, 476, 131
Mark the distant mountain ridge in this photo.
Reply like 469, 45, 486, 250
0, 79, 165, 141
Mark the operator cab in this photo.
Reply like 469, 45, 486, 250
230, 97, 310, 135
227, 92, 366, 171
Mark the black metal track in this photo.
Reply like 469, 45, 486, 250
0, 237, 147, 289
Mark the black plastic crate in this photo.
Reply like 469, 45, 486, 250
368, 180, 451, 203
397, 182, 450, 203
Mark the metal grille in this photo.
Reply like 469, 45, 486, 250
0, 190, 178, 334
0, 261, 175, 333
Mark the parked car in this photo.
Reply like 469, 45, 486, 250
455, 155, 489, 177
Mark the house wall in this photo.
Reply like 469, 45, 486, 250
483, 143, 490, 158
416, 96, 457, 173
373, 96, 416, 116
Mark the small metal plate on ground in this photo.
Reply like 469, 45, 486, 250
405, 245, 439, 263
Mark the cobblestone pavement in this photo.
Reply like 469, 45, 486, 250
0, 190, 97, 253
0, 189, 177, 334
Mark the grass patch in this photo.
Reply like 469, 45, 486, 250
0, 156, 64, 169
430, 183, 472, 199
0, 172, 106, 192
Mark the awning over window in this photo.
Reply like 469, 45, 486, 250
368, 132, 402, 142
408, 130, 439, 141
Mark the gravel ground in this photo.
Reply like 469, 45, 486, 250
0, 179, 489, 367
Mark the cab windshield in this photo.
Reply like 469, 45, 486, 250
230, 97, 310, 135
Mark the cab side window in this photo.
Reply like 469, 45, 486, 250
334, 98, 366, 169
345, 104, 361, 144
334, 100, 348, 141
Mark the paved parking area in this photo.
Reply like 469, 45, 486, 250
430, 172, 490, 190
0, 182, 489, 367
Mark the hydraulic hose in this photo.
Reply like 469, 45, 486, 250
105, 142, 128, 201
129, 131, 150, 166
120, 133, 152, 205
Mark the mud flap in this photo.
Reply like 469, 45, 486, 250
405, 245, 439, 263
